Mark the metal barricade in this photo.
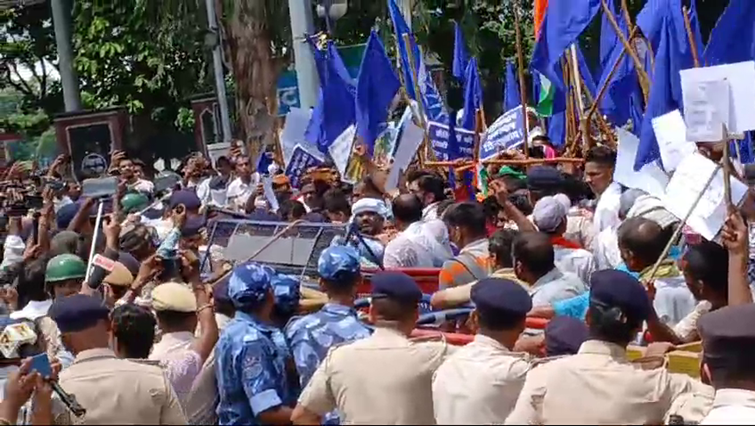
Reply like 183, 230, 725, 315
202, 219, 348, 280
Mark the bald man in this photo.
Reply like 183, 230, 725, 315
384, 194, 439, 268
617, 217, 695, 325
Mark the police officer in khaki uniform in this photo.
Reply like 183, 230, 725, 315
49, 294, 187, 425
432, 277, 533, 424
506, 270, 707, 425
697, 303, 755, 424
292, 271, 453, 425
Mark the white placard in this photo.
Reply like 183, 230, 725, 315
614, 128, 669, 198
682, 79, 730, 142
262, 176, 279, 213
662, 152, 748, 241
651, 110, 697, 172
386, 121, 425, 192
281, 108, 325, 166
680, 61, 755, 135
328, 125, 356, 177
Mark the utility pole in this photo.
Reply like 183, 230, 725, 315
205, 0, 233, 143
288, 0, 319, 110
50, 0, 81, 112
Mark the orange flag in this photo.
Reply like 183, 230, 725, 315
534, 0, 548, 39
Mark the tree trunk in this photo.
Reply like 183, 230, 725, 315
222, 1, 279, 164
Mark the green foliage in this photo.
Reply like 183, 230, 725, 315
72, 0, 212, 119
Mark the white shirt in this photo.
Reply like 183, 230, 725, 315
530, 268, 587, 307
672, 301, 711, 343
383, 222, 440, 268
150, 331, 203, 408
226, 175, 258, 210
433, 334, 530, 424
701, 389, 755, 425
10, 300, 52, 321
653, 276, 697, 326
422, 201, 441, 221
553, 246, 596, 286
593, 182, 622, 236
593, 226, 622, 270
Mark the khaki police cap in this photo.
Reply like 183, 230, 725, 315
151, 282, 197, 313
103, 262, 134, 288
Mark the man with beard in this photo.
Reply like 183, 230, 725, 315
330, 198, 386, 267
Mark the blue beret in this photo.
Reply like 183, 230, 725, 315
56, 202, 80, 229
544, 316, 589, 357
526, 165, 564, 190
370, 271, 422, 304
49, 294, 110, 333
181, 216, 207, 238
272, 274, 301, 317
228, 262, 273, 309
699, 304, 755, 367
471, 278, 532, 319
142, 206, 164, 220
169, 190, 202, 211
589, 270, 651, 322
318, 246, 360, 282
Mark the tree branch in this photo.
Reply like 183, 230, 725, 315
7, 62, 35, 97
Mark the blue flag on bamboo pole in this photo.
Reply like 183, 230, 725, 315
355, 30, 401, 156
387, 0, 448, 123
504, 60, 520, 112
460, 58, 482, 132
452, 22, 469, 81
531, 0, 600, 90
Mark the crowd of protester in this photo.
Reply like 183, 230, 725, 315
0, 139, 752, 425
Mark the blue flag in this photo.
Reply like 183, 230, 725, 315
704, 0, 755, 65
531, 0, 601, 90
305, 41, 356, 154
575, 45, 597, 97
504, 60, 520, 112
387, 0, 448, 122
355, 30, 401, 156
452, 22, 469, 81
598, 0, 639, 127
460, 58, 483, 131
636, 3, 694, 171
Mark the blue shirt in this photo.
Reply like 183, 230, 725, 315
284, 303, 372, 388
552, 291, 591, 320
215, 312, 293, 425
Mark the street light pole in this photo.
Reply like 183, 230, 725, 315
50, 0, 81, 112
288, 0, 319, 111
205, 0, 233, 143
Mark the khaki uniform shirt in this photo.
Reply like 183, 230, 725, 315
432, 334, 531, 424
701, 389, 755, 425
433, 268, 527, 308
298, 327, 453, 424
506, 340, 699, 425
58, 348, 187, 425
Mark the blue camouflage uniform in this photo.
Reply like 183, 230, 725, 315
215, 263, 294, 425
284, 246, 372, 424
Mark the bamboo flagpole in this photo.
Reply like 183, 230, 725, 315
600, 0, 651, 103
513, 1, 530, 160
682, 7, 701, 68
402, 33, 431, 168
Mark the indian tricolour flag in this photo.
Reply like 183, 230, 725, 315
533, 0, 555, 118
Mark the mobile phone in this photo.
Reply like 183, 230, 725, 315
29, 353, 53, 379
